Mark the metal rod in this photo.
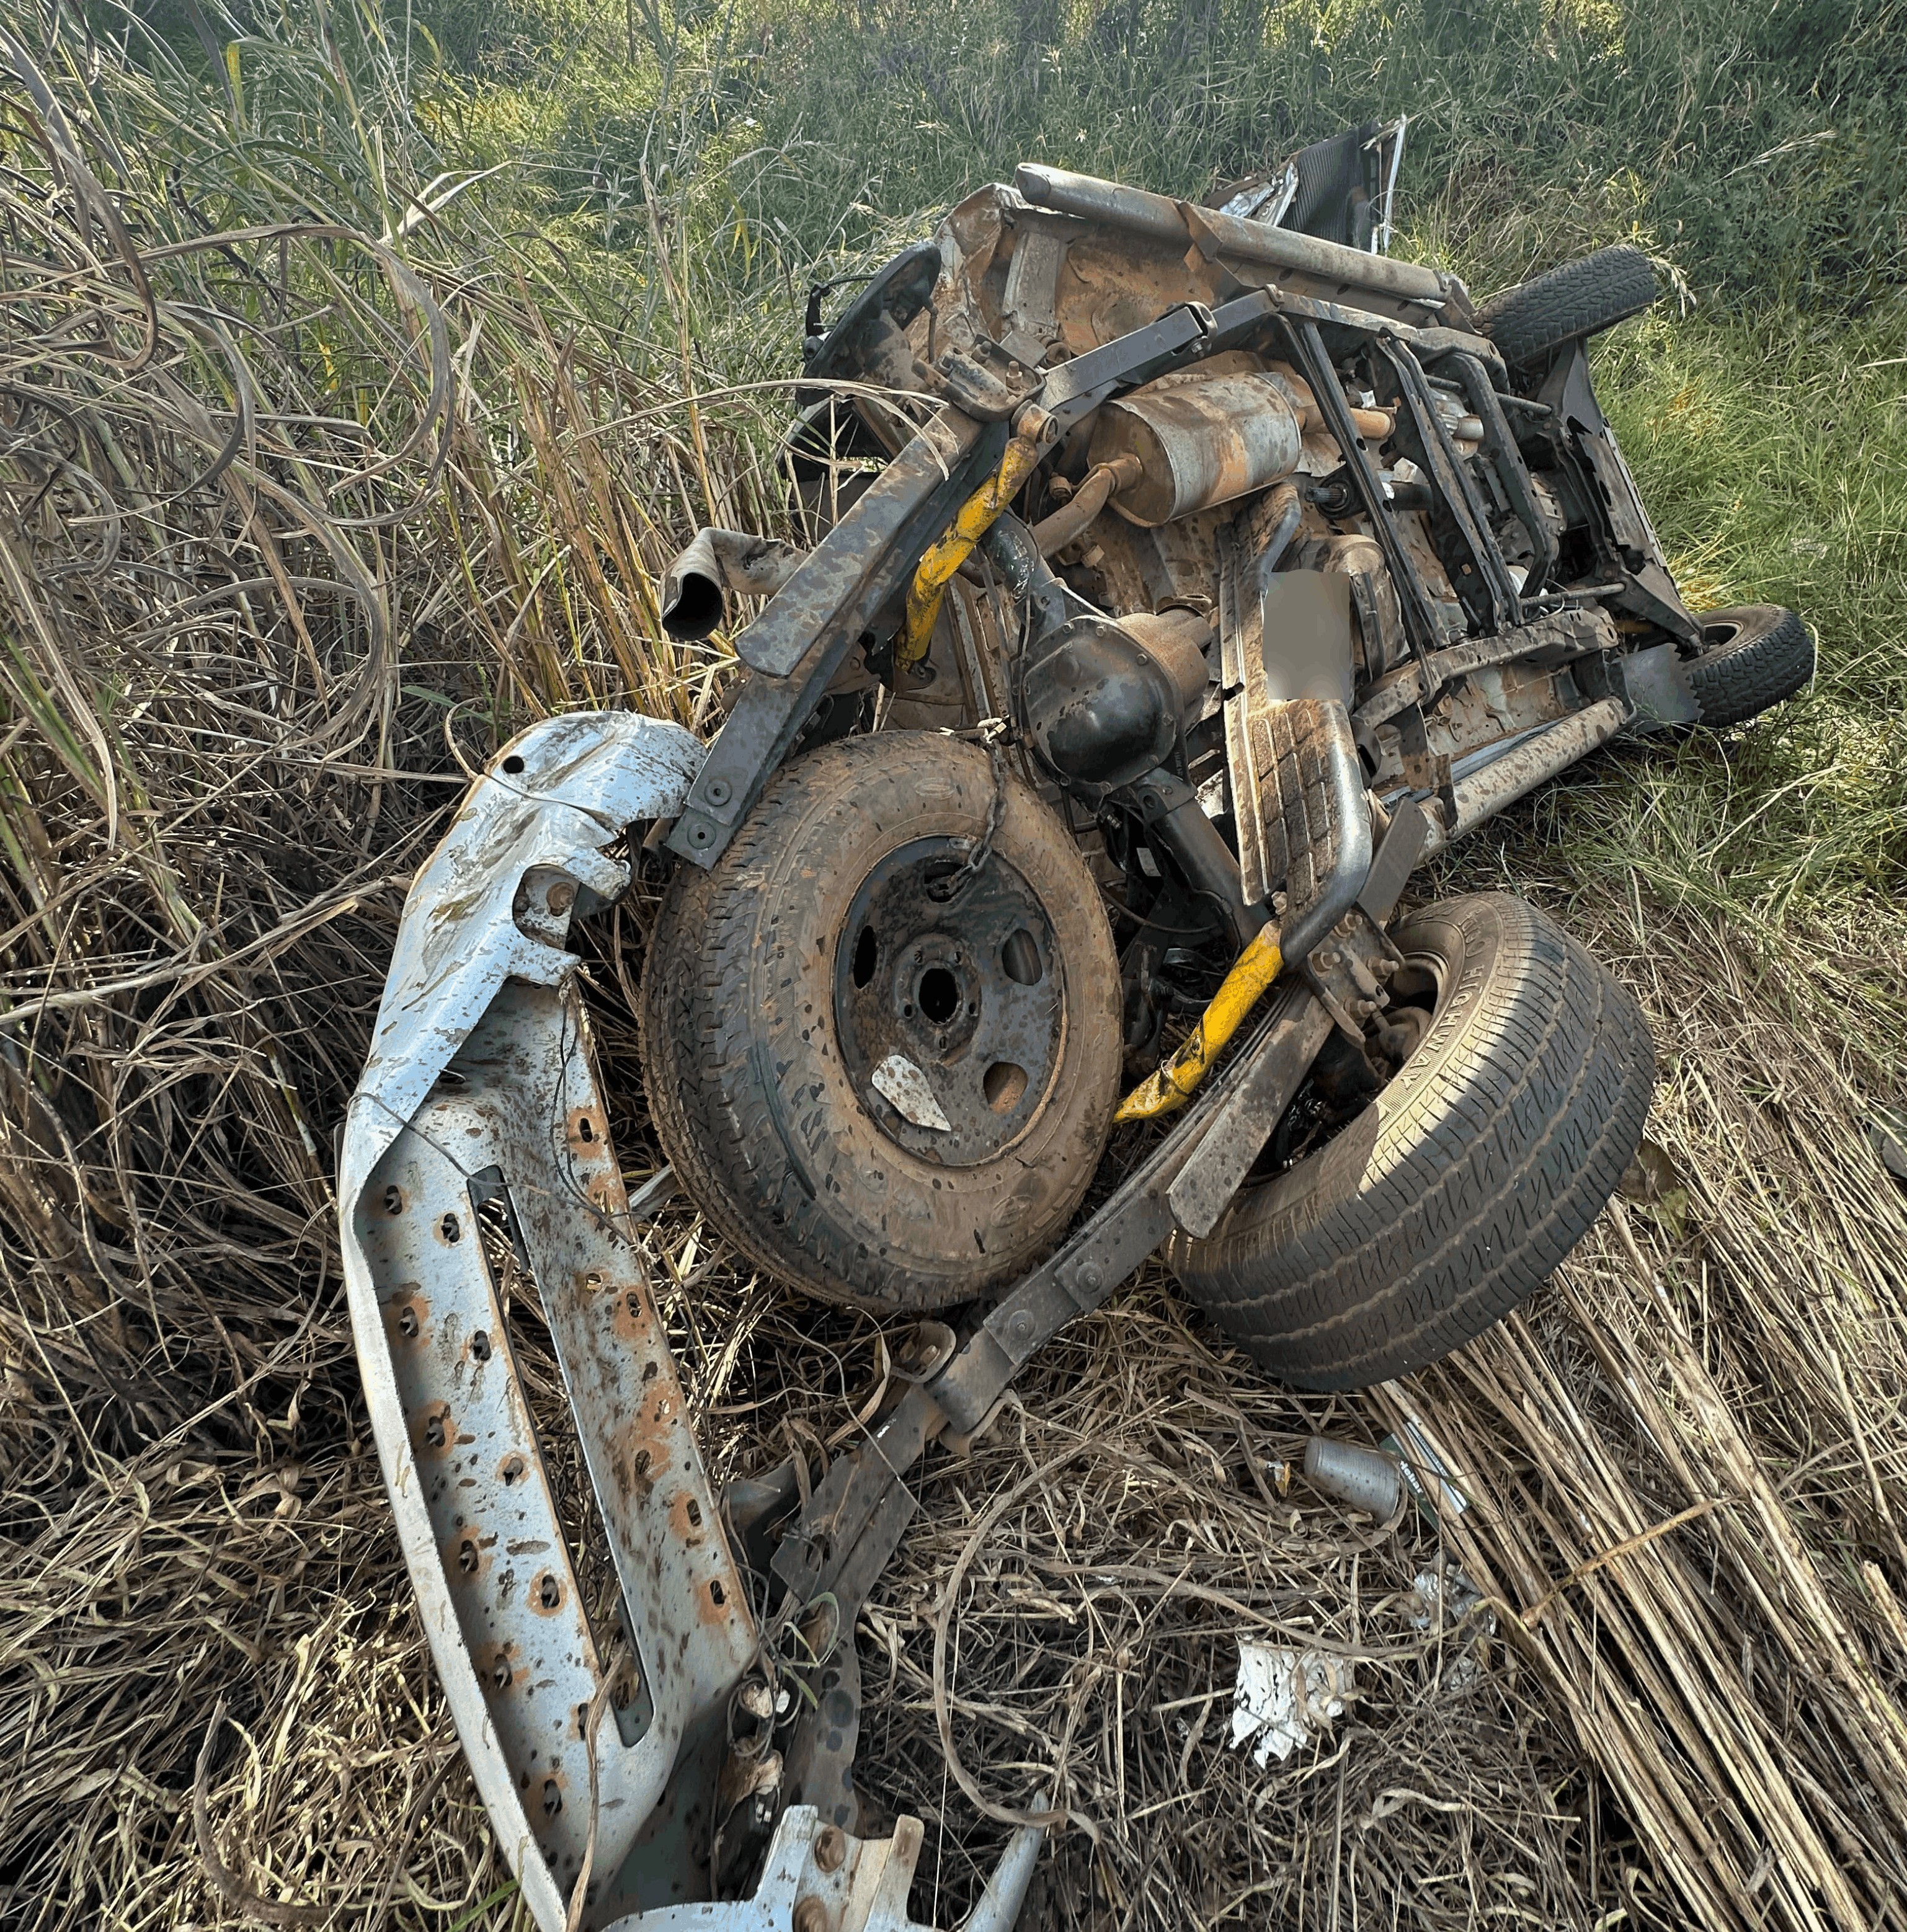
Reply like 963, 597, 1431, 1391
1015, 164, 1447, 304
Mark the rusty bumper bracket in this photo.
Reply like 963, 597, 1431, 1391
341, 711, 1046, 1932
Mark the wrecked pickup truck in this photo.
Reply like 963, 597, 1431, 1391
339, 128, 1813, 1932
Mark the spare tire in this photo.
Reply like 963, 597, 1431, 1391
1684, 604, 1815, 729
1168, 893, 1653, 1390
640, 732, 1122, 1311
1480, 244, 1660, 369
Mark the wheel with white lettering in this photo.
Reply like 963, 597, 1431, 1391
640, 732, 1122, 1310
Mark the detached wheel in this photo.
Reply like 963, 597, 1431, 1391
1480, 244, 1659, 369
1684, 604, 1815, 728
1168, 894, 1653, 1390
639, 733, 1122, 1311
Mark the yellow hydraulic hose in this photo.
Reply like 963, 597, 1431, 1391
897, 433, 1042, 673
1114, 924, 1284, 1122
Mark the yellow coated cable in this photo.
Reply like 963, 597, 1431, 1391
896, 434, 1042, 673
1114, 924, 1284, 1122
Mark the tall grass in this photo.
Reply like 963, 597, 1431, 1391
2, 2, 1905, 1930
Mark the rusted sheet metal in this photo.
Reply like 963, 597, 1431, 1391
1354, 605, 1617, 730
351, 978, 757, 1925
340, 706, 1007, 1931
351, 708, 705, 1161
1428, 696, 1629, 851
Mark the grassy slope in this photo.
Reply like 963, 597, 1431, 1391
427, 0, 1906, 1006
3, 1, 1904, 1927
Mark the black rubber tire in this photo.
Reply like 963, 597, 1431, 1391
639, 733, 1122, 1311
1684, 605, 1815, 729
1167, 894, 1653, 1390
1479, 244, 1660, 369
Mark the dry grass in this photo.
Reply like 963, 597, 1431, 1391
2, 11, 1906, 1932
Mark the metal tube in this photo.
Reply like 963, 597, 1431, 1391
899, 435, 1041, 673
1426, 696, 1629, 851
660, 527, 808, 640
960, 1822, 1048, 1932
1028, 453, 1140, 554
1115, 924, 1284, 1122
1304, 1437, 1403, 1517
1015, 164, 1447, 305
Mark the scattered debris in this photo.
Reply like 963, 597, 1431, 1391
1229, 1642, 1354, 1766
1379, 1401, 1472, 1523
1303, 1435, 1404, 1517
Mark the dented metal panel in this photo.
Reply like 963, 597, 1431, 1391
352, 978, 756, 1921
340, 709, 751, 1930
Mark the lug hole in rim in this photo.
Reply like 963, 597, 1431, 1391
1002, 928, 1042, 985
983, 1062, 1028, 1112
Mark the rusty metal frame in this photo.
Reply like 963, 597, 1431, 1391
341, 709, 1047, 1932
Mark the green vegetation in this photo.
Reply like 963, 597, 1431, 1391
154, 0, 1906, 926
3, 4, 1905, 1926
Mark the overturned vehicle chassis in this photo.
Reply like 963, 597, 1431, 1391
341, 158, 1808, 1930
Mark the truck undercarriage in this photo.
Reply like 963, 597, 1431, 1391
340, 142, 1813, 1930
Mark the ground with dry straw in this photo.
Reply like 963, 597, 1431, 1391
2, 6, 1906, 1931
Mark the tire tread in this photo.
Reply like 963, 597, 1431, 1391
1170, 895, 1653, 1389
1479, 244, 1660, 368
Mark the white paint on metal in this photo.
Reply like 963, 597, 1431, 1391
339, 709, 714, 1932
873, 1054, 953, 1132
349, 707, 704, 1185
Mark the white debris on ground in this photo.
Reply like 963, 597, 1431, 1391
1228, 1642, 1353, 1766
1410, 1561, 1495, 1691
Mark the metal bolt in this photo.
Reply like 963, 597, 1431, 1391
1316, 949, 1338, 969
1076, 1262, 1104, 1295
793, 1899, 829, 1932
546, 880, 576, 914
706, 778, 732, 806
814, 1824, 848, 1872
1007, 1310, 1035, 1344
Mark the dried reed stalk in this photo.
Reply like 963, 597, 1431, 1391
2, 12, 1905, 1932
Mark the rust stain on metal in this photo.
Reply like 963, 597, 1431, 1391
413, 1399, 453, 1460
669, 1489, 709, 1548
446, 1527, 494, 1585
383, 1285, 429, 1350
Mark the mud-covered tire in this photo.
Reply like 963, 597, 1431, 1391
639, 733, 1122, 1311
1479, 244, 1659, 369
1167, 894, 1653, 1390
1685, 604, 1815, 729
